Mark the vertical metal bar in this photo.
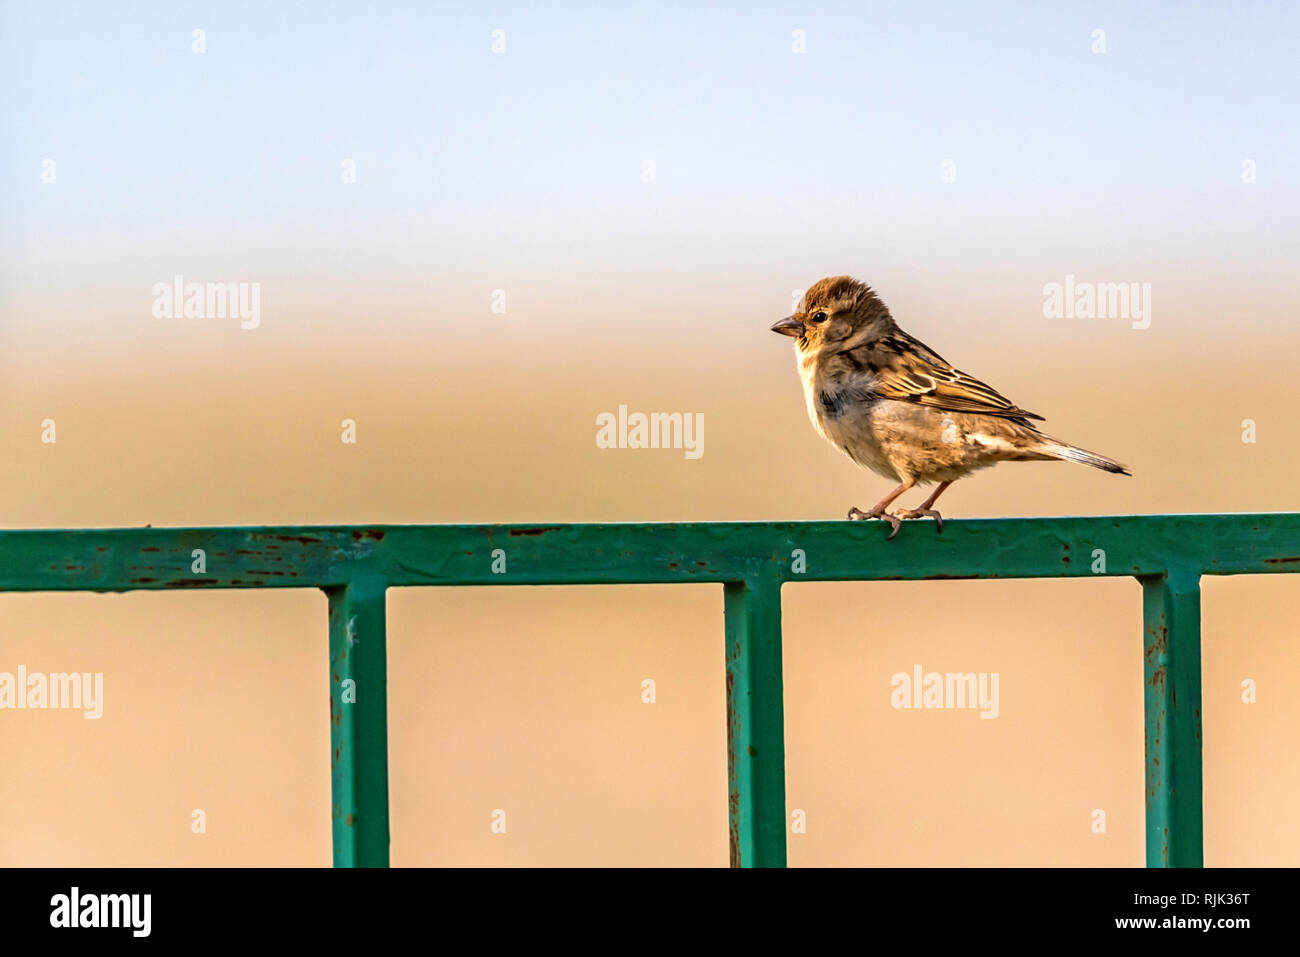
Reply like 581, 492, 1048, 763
1141, 569, 1204, 867
723, 576, 787, 867
326, 576, 391, 867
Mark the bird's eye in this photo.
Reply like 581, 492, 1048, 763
810, 311, 828, 323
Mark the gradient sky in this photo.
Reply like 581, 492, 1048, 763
3, 0, 1298, 335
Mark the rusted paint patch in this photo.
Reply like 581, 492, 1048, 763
352, 529, 386, 541
509, 526, 560, 536
164, 579, 218, 587
275, 535, 322, 544
1264, 556, 1300, 564
725, 659, 742, 867
1144, 624, 1168, 663
728, 788, 741, 867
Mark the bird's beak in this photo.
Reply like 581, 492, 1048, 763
771, 315, 803, 337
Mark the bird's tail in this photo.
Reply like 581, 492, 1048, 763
1037, 438, 1131, 475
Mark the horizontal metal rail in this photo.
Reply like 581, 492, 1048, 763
3, 514, 1298, 866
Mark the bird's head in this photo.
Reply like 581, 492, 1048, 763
771, 275, 894, 352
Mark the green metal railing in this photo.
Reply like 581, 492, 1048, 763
3, 514, 1297, 867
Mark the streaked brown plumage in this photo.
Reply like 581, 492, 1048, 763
772, 276, 1129, 537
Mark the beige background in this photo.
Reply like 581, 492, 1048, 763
0, 289, 1297, 866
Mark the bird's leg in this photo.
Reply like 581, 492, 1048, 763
895, 480, 954, 533
847, 482, 913, 539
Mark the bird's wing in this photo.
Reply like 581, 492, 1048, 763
843, 329, 1045, 421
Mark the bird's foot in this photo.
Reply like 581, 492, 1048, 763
895, 507, 943, 534
847, 506, 903, 540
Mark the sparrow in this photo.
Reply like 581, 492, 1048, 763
772, 276, 1129, 538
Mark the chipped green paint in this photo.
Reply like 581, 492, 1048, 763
2, 514, 1298, 867
724, 575, 786, 867
328, 576, 390, 867
1141, 568, 1204, 867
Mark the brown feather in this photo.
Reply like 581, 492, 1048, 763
844, 329, 1045, 422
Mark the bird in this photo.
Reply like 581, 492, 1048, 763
772, 276, 1129, 538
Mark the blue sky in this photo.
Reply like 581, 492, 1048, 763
2, 1, 1297, 332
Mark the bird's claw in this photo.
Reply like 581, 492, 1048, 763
894, 507, 943, 534
847, 506, 903, 539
